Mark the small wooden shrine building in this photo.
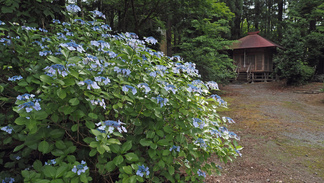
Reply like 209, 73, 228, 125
230, 31, 282, 82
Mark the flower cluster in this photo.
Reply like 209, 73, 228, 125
195, 138, 207, 148
154, 96, 168, 108
222, 116, 235, 123
66, 4, 81, 13
136, 165, 150, 177
90, 99, 106, 109
44, 64, 69, 77
206, 81, 219, 90
192, 118, 205, 129
1, 126, 13, 134
210, 126, 240, 140
1, 177, 15, 183
114, 67, 131, 76
169, 145, 180, 152
137, 83, 151, 94
164, 84, 177, 94
90, 40, 110, 51
45, 159, 56, 165
197, 169, 206, 177
96, 120, 127, 134
60, 42, 85, 53
78, 79, 100, 90
39, 50, 52, 56
8, 75, 23, 81
144, 36, 158, 45
72, 160, 88, 175
17, 94, 41, 113
122, 85, 137, 95
0, 38, 11, 45
94, 76, 110, 85
210, 94, 227, 107
172, 62, 200, 77
90, 10, 106, 19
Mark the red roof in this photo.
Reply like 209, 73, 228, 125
231, 31, 282, 49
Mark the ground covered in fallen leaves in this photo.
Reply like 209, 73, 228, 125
206, 82, 324, 183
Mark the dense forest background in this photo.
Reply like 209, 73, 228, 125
1, 0, 324, 84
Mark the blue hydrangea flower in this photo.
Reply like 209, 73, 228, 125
45, 159, 56, 165
53, 19, 61, 24
235, 149, 242, 157
18, 101, 41, 113
66, 4, 81, 13
104, 51, 117, 58
62, 22, 70, 26
187, 84, 202, 94
21, 26, 36, 31
39, 50, 52, 56
2, 177, 15, 183
92, 26, 100, 31
149, 71, 157, 77
0, 20, 5, 25
78, 79, 100, 90
154, 96, 168, 108
90, 10, 106, 19
66, 32, 74, 36
192, 118, 205, 129
136, 165, 150, 177
122, 85, 137, 95
38, 28, 48, 32
74, 19, 86, 25
210, 129, 222, 138
0, 38, 11, 45
101, 24, 111, 30
222, 117, 235, 124
56, 32, 67, 40
44, 64, 68, 77
94, 76, 110, 85
96, 120, 127, 133
197, 169, 206, 177
195, 138, 207, 148
90, 98, 106, 109
90, 40, 110, 50
164, 84, 177, 94
144, 36, 158, 45
8, 75, 23, 81
60, 42, 85, 53
72, 160, 88, 175
206, 81, 219, 90
15, 156, 21, 160
210, 94, 227, 107
229, 131, 240, 140
137, 83, 151, 94
169, 145, 180, 152
125, 32, 138, 39
1, 126, 13, 134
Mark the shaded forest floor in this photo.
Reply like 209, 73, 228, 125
206, 82, 324, 183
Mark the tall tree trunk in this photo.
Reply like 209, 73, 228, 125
277, 0, 283, 41
166, 17, 172, 56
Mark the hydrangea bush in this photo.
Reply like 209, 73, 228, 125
0, 5, 242, 183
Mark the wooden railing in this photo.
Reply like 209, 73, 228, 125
246, 63, 253, 81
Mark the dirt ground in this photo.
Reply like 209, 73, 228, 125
206, 81, 324, 183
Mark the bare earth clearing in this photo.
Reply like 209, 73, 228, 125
206, 82, 324, 183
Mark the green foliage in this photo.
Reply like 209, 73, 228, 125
274, 26, 315, 85
0, 0, 63, 27
177, 1, 235, 83
0, 5, 241, 183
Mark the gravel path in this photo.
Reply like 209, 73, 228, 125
206, 82, 324, 183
